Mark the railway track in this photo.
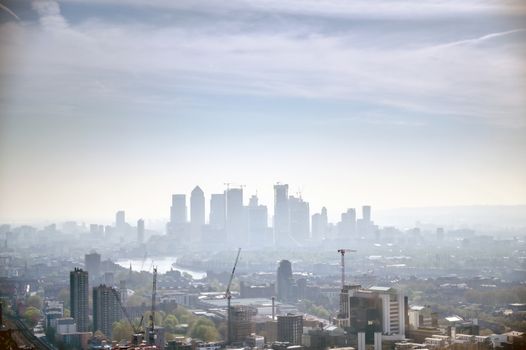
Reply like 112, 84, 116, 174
4, 317, 57, 350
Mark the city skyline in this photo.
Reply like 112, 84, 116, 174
0, 1, 524, 349
0, 0, 525, 222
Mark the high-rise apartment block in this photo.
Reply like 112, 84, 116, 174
276, 260, 293, 302
93, 284, 122, 338
70, 268, 89, 332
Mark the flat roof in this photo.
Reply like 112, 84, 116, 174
369, 286, 393, 292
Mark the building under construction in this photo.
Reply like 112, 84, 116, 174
229, 305, 257, 344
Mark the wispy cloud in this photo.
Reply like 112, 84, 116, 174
1, 0, 525, 128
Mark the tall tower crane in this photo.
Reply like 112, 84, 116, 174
226, 248, 241, 345
148, 267, 157, 346
111, 288, 144, 345
337, 249, 356, 289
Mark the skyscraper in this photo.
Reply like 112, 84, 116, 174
357, 205, 373, 235
312, 206, 328, 240
277, 314, 303, 345
170, 194, 187, 224
169, 194, 187, 237
190, 186, 205, 242
209, 193, 226, 230
70, 268, 89, 332
93, 284, 122, 338
362, 205, 371, 222
226, 188, 244, 244
289, 195, 310, 242
311, 213, 322, 239
321, 207, 328, 231
338, 208, 356, 237
137, 218, 145, 243
84, 252, 101, 281
115, 210, 126, 230
276, 260, 293, 302
248, 194, 268, 245
274, 184, 290, 246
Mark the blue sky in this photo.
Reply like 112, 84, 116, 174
0, 0, 525, 223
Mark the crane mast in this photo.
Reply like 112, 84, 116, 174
149, 267, 157, 346
111, 288, 144, 345
226, 248, 241, 345
337, 249, 356, 289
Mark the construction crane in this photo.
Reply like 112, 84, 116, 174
226, 248, 241, 345
148, 267, 158, 346
111, 289, 144, 345
337, 249, 356, 289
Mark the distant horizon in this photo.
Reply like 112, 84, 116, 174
3, 202, 526, 231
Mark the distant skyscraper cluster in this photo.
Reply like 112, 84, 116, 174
166, 183, 376, 248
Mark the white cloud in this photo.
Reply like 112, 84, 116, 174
1, 0, 525, 128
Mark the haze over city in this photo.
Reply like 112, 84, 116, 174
0, 1, 525, 350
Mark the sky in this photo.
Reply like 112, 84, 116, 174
0, 0, 525, 225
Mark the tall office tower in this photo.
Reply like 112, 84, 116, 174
362, 205, 371, 222
289, 196, 310, 242
84, 252, 101, 281
321, 207, 328, 231
190, 186, 205, 242
170, 194, 187, 224
277, 314, 303, 345
276, 260, 293, 302
311, 213, 322, 239
226, 188, 244, 243
137, 219, 145, 243
372, 286, 405, 338
357, 205, 373, 236
248, 195, 268, 245
274, 184, 290, 245
169, 194, 187, 237
338, 208, 357, 237
115, 210, 126, 230
209, 193, 226, 229
93, 284, 122, 338
70, 268, 89, 332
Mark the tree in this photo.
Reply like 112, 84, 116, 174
143, 311, 164, 327
27, 295, 43, 310
164, 314, 179, 331
112, 320, 133, 342
58, 288, 70, 309
23, 306, 41, 327
188, 317, 220, 341
174, 307, 194, 324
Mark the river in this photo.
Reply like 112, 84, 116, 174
115, 256, 207, 280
